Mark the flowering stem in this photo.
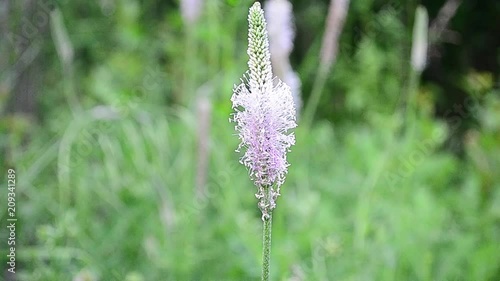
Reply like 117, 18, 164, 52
233, 4, 296, 279
261, 186, 273, 281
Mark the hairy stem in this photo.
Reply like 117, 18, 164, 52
261, 187, 273, 281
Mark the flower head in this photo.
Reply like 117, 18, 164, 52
231, 2, 297, 219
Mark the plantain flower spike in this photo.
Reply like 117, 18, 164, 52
231, 2, 297, 220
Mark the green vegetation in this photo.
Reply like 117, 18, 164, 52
1, 0, 498, 280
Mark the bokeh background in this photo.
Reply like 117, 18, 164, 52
1, 0, 499, 280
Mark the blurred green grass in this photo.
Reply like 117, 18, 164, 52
1, 0, 499, 280
6, 103, 500, 280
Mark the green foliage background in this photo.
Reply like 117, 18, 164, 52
0, 0, 499, 280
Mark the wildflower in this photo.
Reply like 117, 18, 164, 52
231, 2, 297, 220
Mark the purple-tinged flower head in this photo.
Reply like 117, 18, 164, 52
231, 2, 297, 219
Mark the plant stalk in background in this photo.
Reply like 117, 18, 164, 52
230, 3, 297, 280
302, 0, 350, 129
195, 88, 212, 199
265, 0, 302, 118
180, 0, 203, 26
406, 6, 428, 136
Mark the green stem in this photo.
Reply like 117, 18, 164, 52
405, 68, 420, 139
302, 68, 329, 131
261, 188, 273, 281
